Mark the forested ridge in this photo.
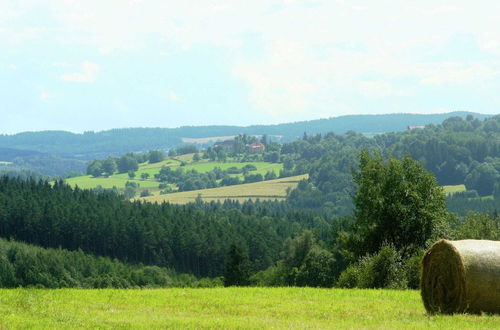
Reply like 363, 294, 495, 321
0, 112, 487, 161
282, 115, 500, 215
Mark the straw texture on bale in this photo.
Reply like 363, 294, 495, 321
421, 239, 500, 314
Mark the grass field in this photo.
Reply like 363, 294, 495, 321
65, 157, 283, 197
142, 175, 307, 204
443, 184, 466, 194
0, 288, 497, 329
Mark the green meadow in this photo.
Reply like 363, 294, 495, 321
65, 156, 283, 197
0, 288, 497, 329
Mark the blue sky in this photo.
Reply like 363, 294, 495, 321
1, 0, 500, 133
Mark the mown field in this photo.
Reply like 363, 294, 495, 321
141, 174, 307, 204
442, 184, 466, 194
0, 288, 497, 329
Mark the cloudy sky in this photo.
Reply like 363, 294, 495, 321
1, 0, 500, 133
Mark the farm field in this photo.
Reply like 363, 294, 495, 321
64, 175, 160, 190
142, 174, 307, 204
0, 288, 497, 329
443, 184, 466, 194
65, 155, 282, 196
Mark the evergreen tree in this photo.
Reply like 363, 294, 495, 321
223, 244, 250, 286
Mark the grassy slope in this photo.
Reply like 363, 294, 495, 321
0, 288, 497, 329
443, 184, 466, 194
141, 174, 307, 204
65, 157, 282, 196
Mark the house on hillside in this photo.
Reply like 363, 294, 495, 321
407, 125, 426, 131
247, 142, 265, 154
214, 140, 235, 152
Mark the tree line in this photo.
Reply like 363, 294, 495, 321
0, 238, 220, 288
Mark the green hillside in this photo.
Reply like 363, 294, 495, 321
65, 155, 283, 197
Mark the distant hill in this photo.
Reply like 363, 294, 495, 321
0, 112, 491, 160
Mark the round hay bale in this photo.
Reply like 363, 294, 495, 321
421, 239, 500, 314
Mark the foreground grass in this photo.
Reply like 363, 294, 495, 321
0, 288, 498, 329
141, 174, 307, 204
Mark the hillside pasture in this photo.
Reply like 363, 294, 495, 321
142, 174, 307, 204
66, 159, 282, 197
0, 288, 497, 329
442, 184, 466, 195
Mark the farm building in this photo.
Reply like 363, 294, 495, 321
247, 142, 265, 154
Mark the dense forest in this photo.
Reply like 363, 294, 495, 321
282, 115, 500, 216
0, 177, 331, 278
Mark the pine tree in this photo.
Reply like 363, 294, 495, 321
223, 244, 250, 286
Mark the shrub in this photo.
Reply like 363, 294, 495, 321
226, 167, 242, 174
140, 190, 151, 197
404, 250, 424, 289
336, 264, 361, 288
243, 164, 257, 171
336, 245, 407, 289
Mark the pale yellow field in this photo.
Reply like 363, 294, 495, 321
443, 184, 466, 194
141, 174, 308, 204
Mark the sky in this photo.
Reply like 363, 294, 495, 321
1, 0, 500, 134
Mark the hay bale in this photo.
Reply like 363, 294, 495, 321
421, 239, 500, 314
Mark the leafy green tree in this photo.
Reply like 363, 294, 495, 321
294, 246, 335, 287
464, 163, 499, 196
128, 171, 136, 179
264, 171, 277, 180
141, 173, 150, 180
223, 244, 250, 286
148, 150, 165, 164
455, 212, 499, 240
117, 155, 139, 173
346, 150, 448, 259
140, 189, 152, 197
102, 158, 117, 176
192, 153, 201, 162
87, 160, 103, 177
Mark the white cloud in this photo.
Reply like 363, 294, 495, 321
7, 64, 17, 70
40, 91, 52, 101
419, 62, 499, 86
60, 61, 100, 83
166, 91, 181, 102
